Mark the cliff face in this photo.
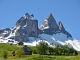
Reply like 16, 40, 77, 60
58, 21, 72, 37
14, 13, 39, 42
39, 13, 59, 34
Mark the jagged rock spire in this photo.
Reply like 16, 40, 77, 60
31, 14, 34, 17
14, 13, 38, 42
58, 21, 72, 37
16, 13, 36, 27
40, 13, 58, 29
25, 13, 29, 16
58, 21, 66, 32
40, 13, 59, 34
46, 13, 53, 19
23, 13, 30, 19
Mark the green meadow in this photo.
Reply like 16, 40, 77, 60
0, 43, 80, 60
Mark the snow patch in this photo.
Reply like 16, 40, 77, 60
5, 26, 20, 39
0, 31, 80, 51
65, 39, 80, 51
44, 26, 49, 29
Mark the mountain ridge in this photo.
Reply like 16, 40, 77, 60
0, 13, 80, 51
0, 12, 73, 42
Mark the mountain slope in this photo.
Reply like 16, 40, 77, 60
0, 13, 80, 51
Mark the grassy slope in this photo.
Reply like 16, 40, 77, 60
0, 43, 80, 60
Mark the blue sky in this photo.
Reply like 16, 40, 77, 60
0, 0, 80, 40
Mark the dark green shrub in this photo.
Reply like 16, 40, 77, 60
18, 41, 23, 45
33, 50, 37, 54
3, 51, 8, 59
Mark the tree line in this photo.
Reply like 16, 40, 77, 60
36, 41, 78, 56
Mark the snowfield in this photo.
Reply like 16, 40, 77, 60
0, 33, 80, 51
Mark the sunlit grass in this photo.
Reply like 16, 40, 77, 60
0, 43, 80, 60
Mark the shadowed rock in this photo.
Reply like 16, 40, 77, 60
39, 13, 59, 34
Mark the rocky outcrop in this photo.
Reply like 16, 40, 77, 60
58, 21, 65, 32
14, 13, 39, 42
0, 28, 11, 38
39, 13, 59, 35
58, 21, 72, 37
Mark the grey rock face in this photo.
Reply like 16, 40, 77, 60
15, 13, 38, 42
39, 13, 59, 34
0, 28, 11, 38
15, 29, 29, 42
39, 14, 72, 37
58, 21, 65, 32
58, 21, 72, 37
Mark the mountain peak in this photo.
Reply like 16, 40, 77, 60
40, 13, 59, 34
46, 13, 54, 20
48, 13, 53, 17
25, 13, 29, 16
58, 21, 72, 37
23, 13, 30, 19
58, 21, 66, 33
16, 13, 37, 27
